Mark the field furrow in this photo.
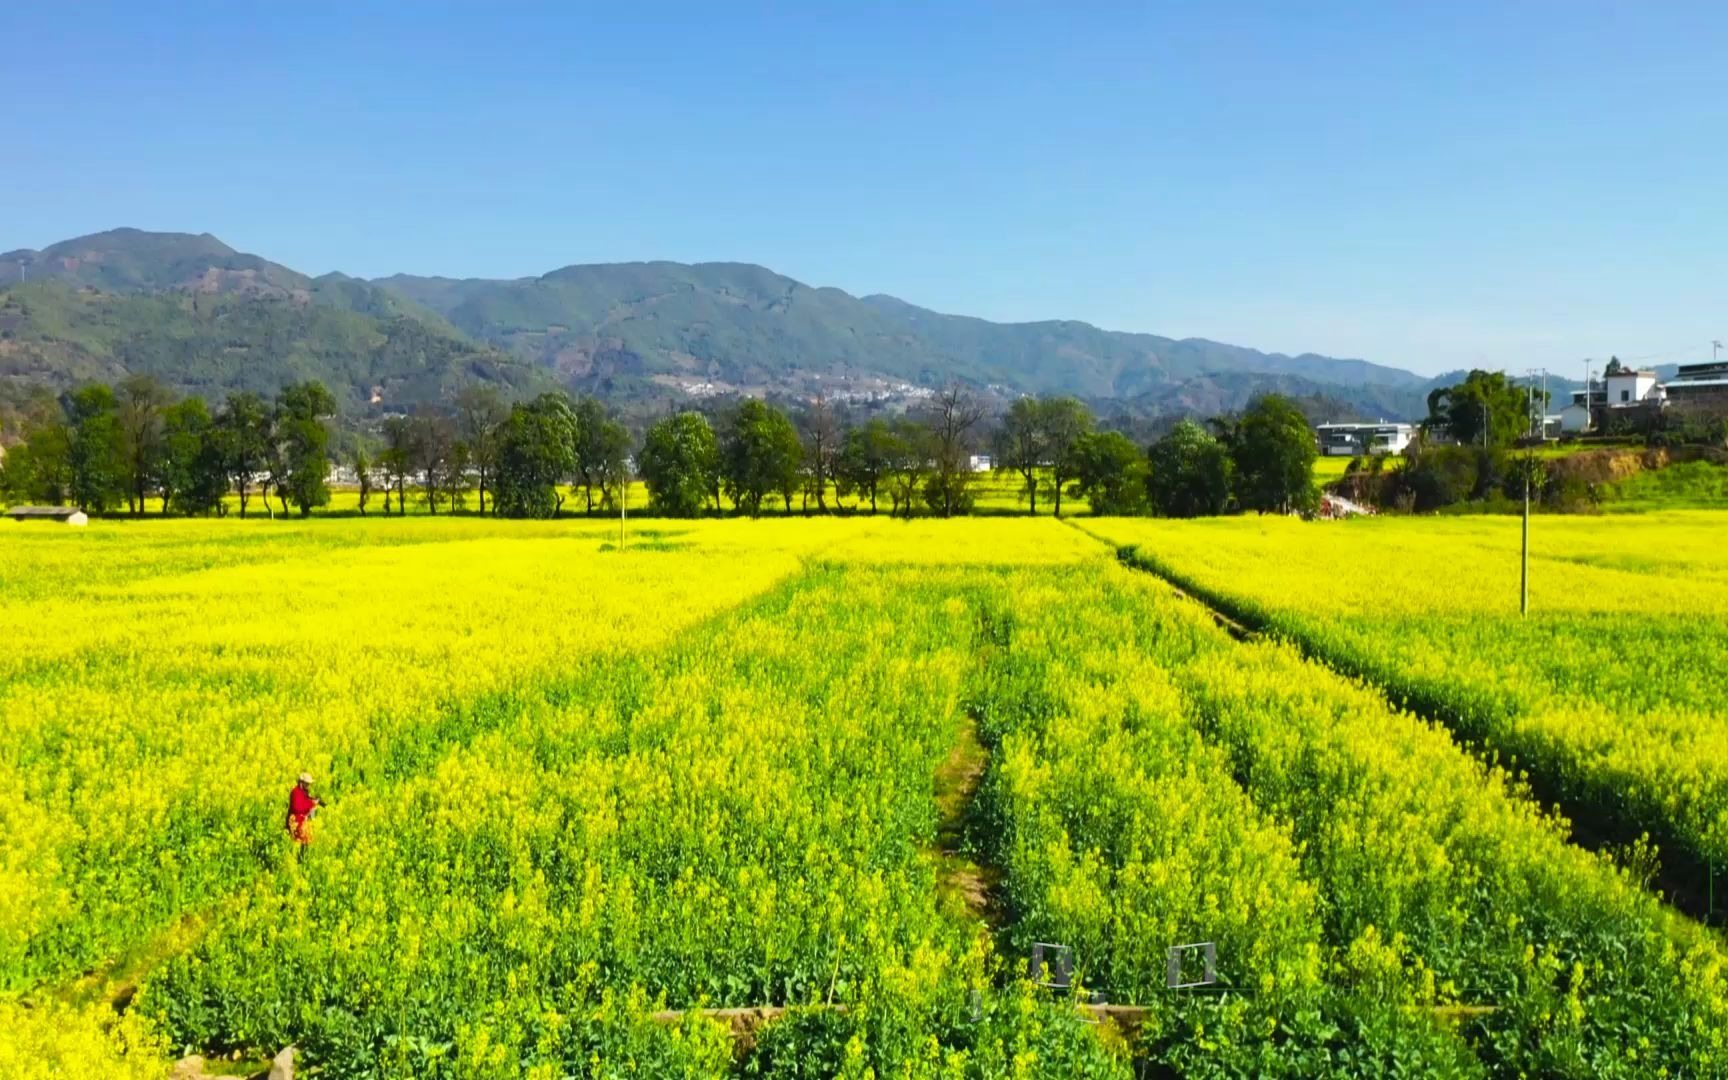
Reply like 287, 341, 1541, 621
977, 559, 1728, 1077
1086, 514, 1728, 920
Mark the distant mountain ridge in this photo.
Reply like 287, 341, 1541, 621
2, 228, 1439, 419
3, 228, 462, 332
0, 230, 548, 412
374, 259, 1432, 413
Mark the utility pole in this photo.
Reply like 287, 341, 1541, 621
1715, 340, 1723, 364
1521, 444, 1531, 616
1527, 369, 1541, 438
1540, 368, 1549, 439
1525, 367, 1544, 439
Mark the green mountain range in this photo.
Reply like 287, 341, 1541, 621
1, 228, 1437, 420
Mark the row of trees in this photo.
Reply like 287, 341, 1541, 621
636, 388, 992, 518
2, 376, 1321, 520
0, 379, 636, 520
0, 376, 337, 517
636, 389, 1318, 519
364, 389, 631, 518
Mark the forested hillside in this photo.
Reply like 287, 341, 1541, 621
3, 229, 1437, 419
378, 260, 1434, 415
0, 283, 550, 412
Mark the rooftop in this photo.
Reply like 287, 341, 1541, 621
6, 506, 82, 519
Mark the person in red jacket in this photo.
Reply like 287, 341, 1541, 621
286, 772, 320, 855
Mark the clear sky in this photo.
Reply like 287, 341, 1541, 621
3, 3, 1725, 376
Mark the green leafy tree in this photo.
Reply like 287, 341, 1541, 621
445, 440, 475, 511
993, 397, 1049, 514
158, 397, 213, 514
187, 414, 232, 516
277, 381, 337, 517
257, 409, 288, 519
218, 391, 271, 518
116, 374, 172, 515
0, 395, 72, 506
722, 400, 802, 517
838, 417, 901, 514
885, 419, 931, 518
1071, 429, 1150, 515
1398, 444, 1504, 510
64, 383, 124, 513
493, 394, 577, 519
1230, 395, 1318, 515
639, 412, 720, 518
573, 396, 632, 512
1040, 396, 1093, 517
1147, 420, 1233, 517
1424, 370, 1538, 449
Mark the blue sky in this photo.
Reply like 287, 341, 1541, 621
3, 3, 1725, 376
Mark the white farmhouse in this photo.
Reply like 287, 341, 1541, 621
1314, 422, 1416, 457
1604, 367, 1661, 408
1557, 402, 1592, 434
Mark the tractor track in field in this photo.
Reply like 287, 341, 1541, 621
1060, 517, 1724, 932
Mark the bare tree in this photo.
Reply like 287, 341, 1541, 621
379, 416, 414, 516
454, 385, 509, 515
410, 411, 457, 514
924, 383, 986, 517
799, 395, 842, 512
354, 447, 374, 516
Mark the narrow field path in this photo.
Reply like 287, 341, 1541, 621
931, 710, 1001, 930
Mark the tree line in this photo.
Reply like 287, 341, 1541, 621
0, 377, 1320, 519
0, 376, 339, 518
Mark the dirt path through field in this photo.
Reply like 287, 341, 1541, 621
932, 710, 1000, 928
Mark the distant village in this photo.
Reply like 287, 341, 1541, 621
1314, 357, 1728, 457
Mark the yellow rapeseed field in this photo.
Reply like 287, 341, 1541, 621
1088, 511, 1728, 888
4, 511, 1725, 1077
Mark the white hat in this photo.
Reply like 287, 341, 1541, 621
298, 772, 314, 784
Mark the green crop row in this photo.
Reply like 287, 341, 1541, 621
972, 561, 1728, 1077
1090, 513, 1728, 900
139, 565, 1129, 1078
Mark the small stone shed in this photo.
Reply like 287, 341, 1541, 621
6, 506, 89, 526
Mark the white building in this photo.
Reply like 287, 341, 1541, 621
968, 454, 993, 472
1604, 367, 1661, 408
6, 506, 88, 526
1557, 402, 1592, 434
1314, 422, 1416, 457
